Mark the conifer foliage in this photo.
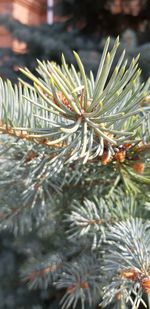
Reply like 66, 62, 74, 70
0, 38, 150, 308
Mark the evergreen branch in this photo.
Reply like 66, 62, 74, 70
0, 140, 63, 233
1, 38, 149, 164
22, 253, 64, 289
56, 255, 101, 309
65, 193, 144, 250
65, 198, 109, 249
0, 37, 150, 309
101, 218, 150, 308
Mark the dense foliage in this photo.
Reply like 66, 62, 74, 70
0, 37, 150, 308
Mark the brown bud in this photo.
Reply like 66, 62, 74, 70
132, 162, 145, 174
115, 150, 126, 162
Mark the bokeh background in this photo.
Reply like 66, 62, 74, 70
0, 1, 150, 308
0, 0, 150, 82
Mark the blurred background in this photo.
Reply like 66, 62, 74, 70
0, 1, 150, 308
0, 0, 150, 82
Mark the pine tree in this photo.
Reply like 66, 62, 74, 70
0, 37, 150, 309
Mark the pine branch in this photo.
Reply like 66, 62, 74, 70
55, 255, 101, 309
101, 218, 150, 308
22, 253, 64, 289
65, 191, 149, 250
0, 37, 150, 309
0, 39, 150, 165
0, 138, 62, 233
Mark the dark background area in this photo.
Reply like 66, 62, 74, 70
0, 0, 150, 82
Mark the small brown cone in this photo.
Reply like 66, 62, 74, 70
132, 162, 145, 174
115, 150, 126, 162
120, 269, 138, 281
